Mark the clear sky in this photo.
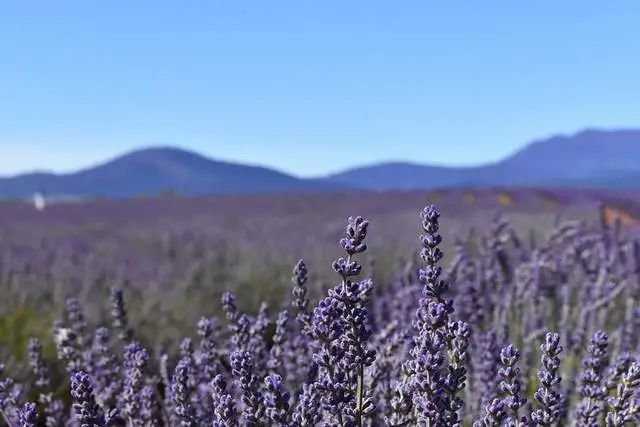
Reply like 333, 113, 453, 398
1, 2, 639, 177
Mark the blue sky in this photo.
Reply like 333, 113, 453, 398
1, 2, 639, 177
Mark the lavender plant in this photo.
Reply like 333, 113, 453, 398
70, 371, 105, 427
2, 201, 640, 426
575, 330, 609, 426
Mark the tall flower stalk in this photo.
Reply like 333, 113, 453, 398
331, 216, 376, 424
70, 371, 105, 427
531, 333, 563, 426
606, 362, 640, 426
408, 205, 455, 425
576, 330, 609, 426
498, 345, 527, 426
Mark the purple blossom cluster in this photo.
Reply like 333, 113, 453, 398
2, 203, 640, 426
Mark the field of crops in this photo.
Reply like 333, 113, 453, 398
1, 188, 640, 426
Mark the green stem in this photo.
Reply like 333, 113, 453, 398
356, 363, 364, 426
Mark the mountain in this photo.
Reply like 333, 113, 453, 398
328, 129, 640, 190
0, 147, 340, 199
496, 129, 640, 181
323, 162, 480, 191
1, 129, 639, 199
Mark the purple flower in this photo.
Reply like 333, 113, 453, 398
474, 398, 507, 427
444, 320, 472, 425
337, 217, 377, 423
576, 330, 609, 426
531, 332, 563, 426
230, 350, 263, 425
498, 345, 527, 425
0, 366, 21, 426
407, 327, 447, 423
386, 379, 414, 426
70, 371, 105, 427
473, 331, 500, 415
122, 342, 149, 425
292, 259, 312, 330
267, 309, 289, 375
339, 216, 369, 256
90, 328, 121, 410
248, 302, 270, 359
310, 294, 350, 422
369, 321, 404, 392
221, 292, 238, 323
197, 317, 221, 382
171, 358, 196, 426
65, 297, 89, 349
263, 374, 290, 426
417, 205, 452, 311
179, 337, 194, 360
221, 292, 251, 349
19, 402, 37, 427
407, 205, 452, 425
54, 322, 83, 374
606, 361, 640, 426
310, 215, 376, 425
292, 383, 322, 425
38, 393, 65, 427
109, 286, 133, 342
7, 199, 640, 426
211, 374, 238, 427
605, 352, 634, 391
27, 338, 50, 389
139, 384, 162, 426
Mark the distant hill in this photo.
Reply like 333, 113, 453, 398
0, 147, 340, 199
1, 129, 639, 199
327, 129, 640, 190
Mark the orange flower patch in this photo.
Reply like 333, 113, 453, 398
600, 204, 639, 228
496, 192, 514, 206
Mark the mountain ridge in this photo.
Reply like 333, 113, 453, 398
0, 146, 340, 198
1, 128, 639, 198
328, 128, 640, 190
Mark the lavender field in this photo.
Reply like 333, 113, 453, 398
2, 188, 640, 426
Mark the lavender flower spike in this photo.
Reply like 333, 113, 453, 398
474, 398, 507, 427
65, 297, 89, 348
110, 286, 133, 342
333, 216, 377, 424
122, 342, 149, 425
498, 344, 527, 426
606, 362, 640, 426
408, 205, 451, 425
0, 366, 20, 426
70, 371, 105, 427
171, 358, 196, 426
27, 338, 50, 389
444, 320, 472, 425
531, 332, 563, 426
263, 374, 291, 426
211, 374, 238, 427
19, 402, 37, 427
230, 350, 263, 425
292, 259, 311, 330
267, 309, 289, 375
576, 330, 609, 426
292, 383, 322, 425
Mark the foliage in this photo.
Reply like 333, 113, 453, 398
1, 197, 639, 426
